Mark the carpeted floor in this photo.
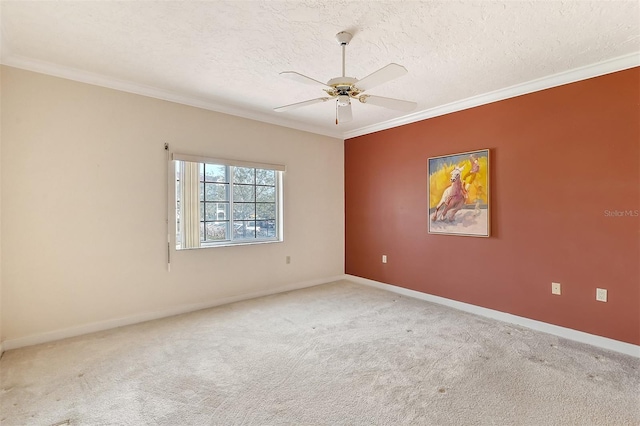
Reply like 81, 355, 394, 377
1, 280, 638, 425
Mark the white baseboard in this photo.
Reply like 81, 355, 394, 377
345, 274, 640, 358
1, 275, 344, 352
5, 274, 637, 358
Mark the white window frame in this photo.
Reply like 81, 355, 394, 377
173, 153, 285, 249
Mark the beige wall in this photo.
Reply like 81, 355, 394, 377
0, 66, 3, 352
0, 66, 344, 344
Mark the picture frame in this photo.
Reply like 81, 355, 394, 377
427, 149, 490, 237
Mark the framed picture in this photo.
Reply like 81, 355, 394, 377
428, 149, 490, 237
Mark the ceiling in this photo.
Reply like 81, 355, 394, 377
1, 1, 638, 139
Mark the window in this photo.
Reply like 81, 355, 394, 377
173, 154, 284, 249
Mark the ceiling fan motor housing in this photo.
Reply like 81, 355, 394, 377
326, 77, 360, 98
327, 77, 357, 88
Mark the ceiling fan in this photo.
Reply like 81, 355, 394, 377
274, 31, 417, 125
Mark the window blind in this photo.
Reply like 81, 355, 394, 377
172, 153, 286, 172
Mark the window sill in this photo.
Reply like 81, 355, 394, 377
176, 238, 283, 250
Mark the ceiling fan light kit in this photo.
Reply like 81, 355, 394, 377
337, 94, 350, 107
275, 31, 417, 125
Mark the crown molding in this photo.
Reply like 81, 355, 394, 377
0, 54, 344, 140
2, 51, 637, 142
343, 52, 640, 140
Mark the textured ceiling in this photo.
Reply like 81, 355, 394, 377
1, 1, 639, 138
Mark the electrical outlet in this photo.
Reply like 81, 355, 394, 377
382, 255, 387, 264
286, 256, 291, 264
552, 282, 561, 295
596, 288, 607, 302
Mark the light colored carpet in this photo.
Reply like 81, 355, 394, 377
1, 280, 638, 425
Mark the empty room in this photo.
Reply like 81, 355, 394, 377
0, 1, 638, 425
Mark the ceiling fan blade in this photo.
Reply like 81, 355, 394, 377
336, 102, 353, 124
359, 95, 417, 112
355, 63, 408, 92
280, 71, 330, 88
274, 97, 331, 112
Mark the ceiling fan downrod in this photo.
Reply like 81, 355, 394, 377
336, 31, 352, 78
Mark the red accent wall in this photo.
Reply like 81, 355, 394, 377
345, 68, 640, 345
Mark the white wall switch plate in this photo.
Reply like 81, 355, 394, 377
382, 255, 387, 263
596, 288, 607, 302
552, 282, 561, 295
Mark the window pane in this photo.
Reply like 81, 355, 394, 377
205, 183, 229, 201
233, 167, 255, 184
205, 202, 229, 221
211, 222, 229, 240
204, 221, 228, 241
262, 220, 276, 238
256, 203, 276, 220
256, 186, 275, 202
205, 164, 227, 182
199, 163, 204, 181
233, 221, 255, 239
233, 203, 255, 220
233, 184, 255, 202
216, 203, 229, 221
256, 169, 275, 185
